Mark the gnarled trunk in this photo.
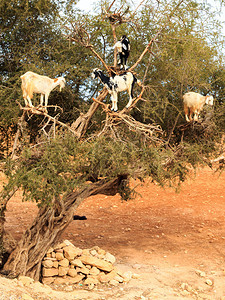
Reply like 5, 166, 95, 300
3, 176, 127, 280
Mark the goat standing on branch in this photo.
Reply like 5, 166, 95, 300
183, 92, 214, 122
91, 68, 142, 112
20, 71, 66, 112
114, 35, 130, 70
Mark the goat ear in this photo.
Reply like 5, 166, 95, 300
54, 79, 58, 83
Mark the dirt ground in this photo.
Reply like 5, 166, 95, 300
2, 167, 225, 299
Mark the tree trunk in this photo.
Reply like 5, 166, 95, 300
71, 88, 108, 138
3, 175, 127, 280
0, 187, 19, 268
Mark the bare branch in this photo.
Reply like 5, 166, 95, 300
19, 105, 80, 137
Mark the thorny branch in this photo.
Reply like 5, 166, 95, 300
17, 103, 80, 138
92, 96, 163, 144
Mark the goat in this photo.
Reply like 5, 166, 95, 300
20, 71, 66, 112
114, 35, 130, 70
183, 92, 214, 122
91, 68, 142, 111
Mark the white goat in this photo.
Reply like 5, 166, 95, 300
183, 92, 214, 122
20, 71, 66, 111
91, 68, 142, 111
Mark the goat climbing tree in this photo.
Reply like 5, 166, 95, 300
1, 0, 209, 280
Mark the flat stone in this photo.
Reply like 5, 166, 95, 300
54, 242, 67, 250
58, 266, 69, 276
41, 277, 55, 285
55, 252, 64, 261
79, 255, 113, 272
70, 259, 84, 268
53, 261, 59, 268
105, 252, 116, 264
58, 258, 69, 267
42, 260, 54, 268
109, 279, 119, 286
67, 268, 77, 278
63, 240, 74, 246
63, 245, 82, 261
42, 267, 59, 277
84, 276, 99, 285
89, 266, 100, 276
122, 271, 133, 282
66, 274, 85, 284
76, 266, 90, 275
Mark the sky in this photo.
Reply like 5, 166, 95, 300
75, 0, 97, 12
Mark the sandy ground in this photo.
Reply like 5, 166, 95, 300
2, 167, 225, 299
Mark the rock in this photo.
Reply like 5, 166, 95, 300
42, 260, 54, 268
58, 258, 69, 267
79, 255, 113, 272
76, 266, 90, 275
86, 264, 92, 269
105, 270, 118, 281
42, 277, 55, 285
105, 252, 116, 264
53, 261, 59, 268
97, 248, 106, 256
42, 267, 59, 277
63, 245, 82, 260
98, 272, 109, 283
122, 271, 133, 282
55, 248, 63, 253
58, 266, 69, 276
18, 276, 34, 287
64, 285, 73, 292
114, 274, 124, 283
195, 269, 206, 277
205, 279, 213, 286
70, 259, 84, 268
89, 266, 100, 276
90, 249, 97, 256
67, 274, 85, 284
82, 249, 90, 255
84, 276, 99, 285
67, 268, 77, 278
54, 242, 67, 250
22, 293, 34, 300
53, 277, 69, 285
109, 279, 119, 286
64, 240, 74, 246
55, 252, 64, 261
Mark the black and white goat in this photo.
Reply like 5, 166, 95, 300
114, 35, 130, 70
91, 68, 142, 111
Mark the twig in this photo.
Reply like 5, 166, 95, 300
20, 105, 80, 137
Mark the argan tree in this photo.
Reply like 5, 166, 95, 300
0, 0, 225, 280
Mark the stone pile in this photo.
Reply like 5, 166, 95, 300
42, 240, 135, 288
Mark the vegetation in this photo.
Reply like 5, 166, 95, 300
0, 0, 225, 278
